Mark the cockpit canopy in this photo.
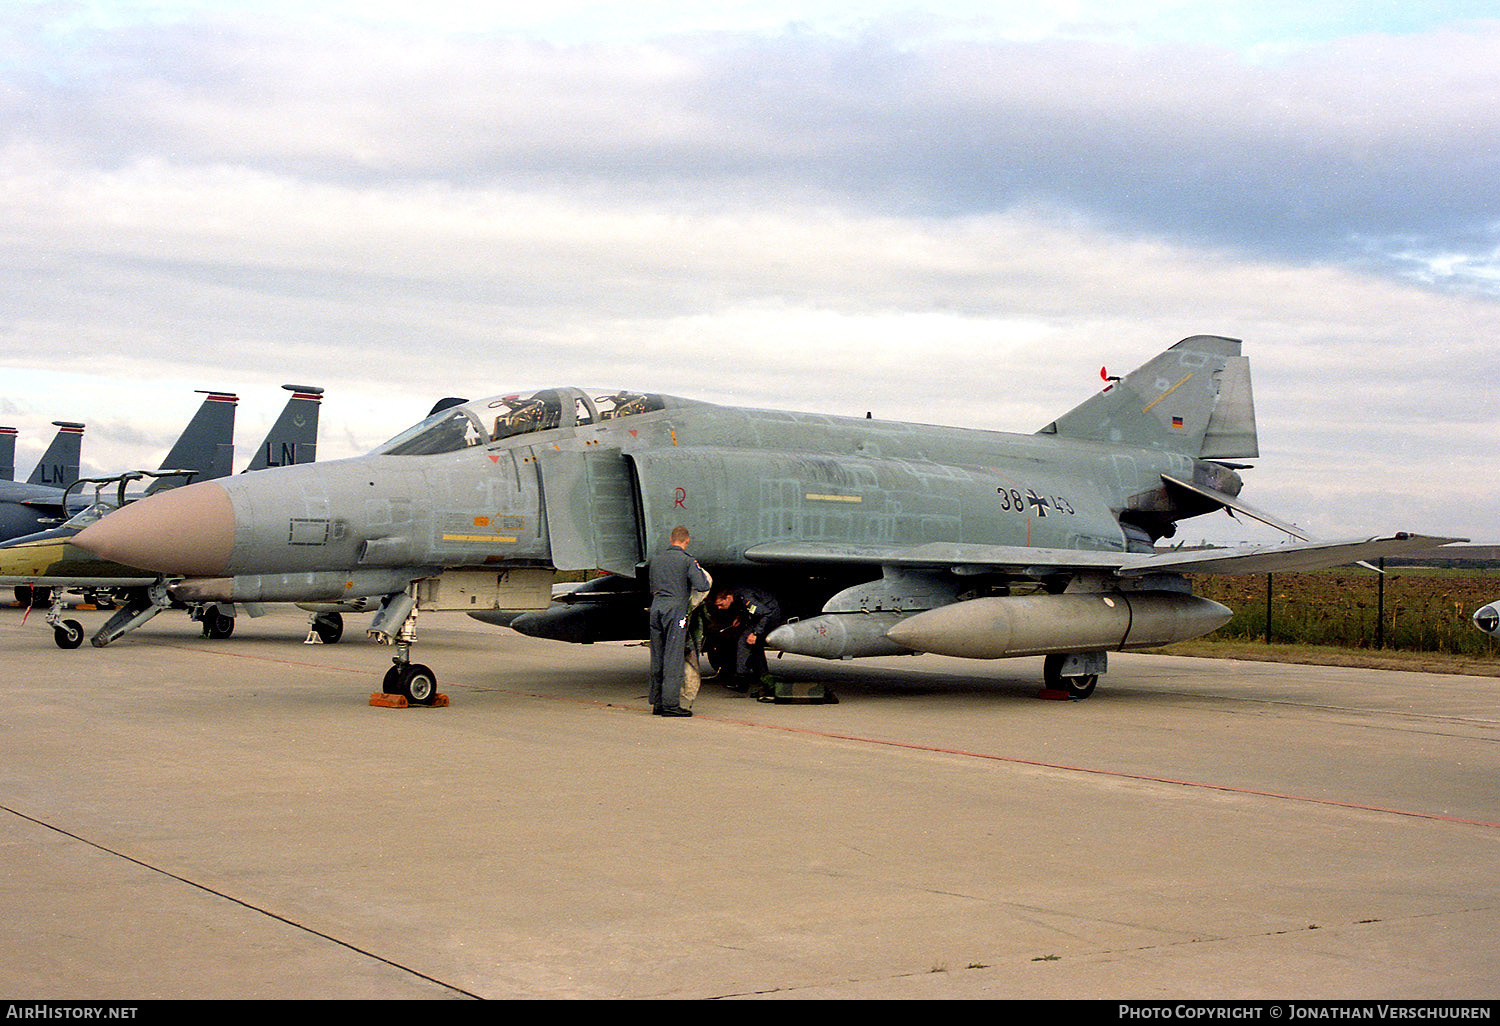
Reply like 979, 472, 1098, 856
373, 388, 673, 457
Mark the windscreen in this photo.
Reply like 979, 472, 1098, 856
374, 388, 673, 455
374, 407, 488, 456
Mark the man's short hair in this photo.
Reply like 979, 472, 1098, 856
669, 525, 690, 544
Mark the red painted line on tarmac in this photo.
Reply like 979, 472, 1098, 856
488, 687, 1500, 831
156, 641, 376, 673
744, 721, 1500, 830
147, 645, 1500, 831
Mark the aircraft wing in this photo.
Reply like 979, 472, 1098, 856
744, 534, 1463, 578
1122, 534, 1464, 575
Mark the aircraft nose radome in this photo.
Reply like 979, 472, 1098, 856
73, 480, 235, 577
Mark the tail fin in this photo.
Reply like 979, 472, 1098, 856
26, 421, 85, 488
1039, 335, 1259, 459
0, 426, 16, 481
244, 384, 323, 472
148, 391, 237, 492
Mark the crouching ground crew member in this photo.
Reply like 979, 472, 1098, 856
710, 585, 784, 691
648, 526, 711, 717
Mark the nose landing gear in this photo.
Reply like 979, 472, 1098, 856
369, 591, 446, 708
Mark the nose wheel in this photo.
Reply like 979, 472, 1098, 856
53, 619, 85, 649
40, 591, 85, 649
382, 659, 439, 705
369, 590, 445, 707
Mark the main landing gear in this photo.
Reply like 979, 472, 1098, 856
1042, 652, 1103, 700
302, 611, 344, 646
369, 591, 444, 707
194, 604, 235, 639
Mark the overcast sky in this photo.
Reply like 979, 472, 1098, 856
2, 1, 1496, 545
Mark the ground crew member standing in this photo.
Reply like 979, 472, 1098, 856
648, 526, 711, 717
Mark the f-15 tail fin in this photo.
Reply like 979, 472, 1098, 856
0, 426, 16, 481
26, 421, 85, 488
147, 391, 238, 493
1040, 335, 1259, 459
245, 385, 323, 472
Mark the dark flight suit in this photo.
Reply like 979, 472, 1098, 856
648, 544, 711, 712
723, 585, 783, 679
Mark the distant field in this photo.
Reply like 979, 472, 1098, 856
1185, 567, 1500, 661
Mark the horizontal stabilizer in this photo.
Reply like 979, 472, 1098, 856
1161, 474, 1309, 541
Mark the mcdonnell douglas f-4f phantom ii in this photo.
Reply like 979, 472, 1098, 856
74, 336, 1457, 704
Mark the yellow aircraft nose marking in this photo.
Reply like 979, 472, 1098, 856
441, 535, 518, 544
806, 493, 863, 503
0, 539, 68, 575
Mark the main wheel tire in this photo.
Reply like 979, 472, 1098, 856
203, 609, 235, 639
53, 619, 85, 650
1062, 673, 1098, 699
312, 612, 344, 645
400, 664, 438, 706
1043, 654, 1098, 700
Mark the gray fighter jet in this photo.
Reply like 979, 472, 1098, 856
2, 385, 327, 647
74, 336, 1459, 703
0, 421, 85, 541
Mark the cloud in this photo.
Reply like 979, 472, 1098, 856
12, 13, 1500, 289
1, 6, 1496, 544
